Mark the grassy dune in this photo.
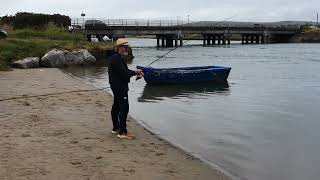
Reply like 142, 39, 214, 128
0, 26, 113, 70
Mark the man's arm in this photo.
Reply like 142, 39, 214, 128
112, 58, 136, 81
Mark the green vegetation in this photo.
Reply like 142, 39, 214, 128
0, 26, 113, 70
0, 12, 70, 29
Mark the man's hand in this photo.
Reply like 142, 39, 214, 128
135, 69, 144, 77
135, 69, 144, 80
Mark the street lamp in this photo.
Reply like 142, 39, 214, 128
81, 12, 85, 29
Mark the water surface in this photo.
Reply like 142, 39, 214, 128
63, 39, 320, 180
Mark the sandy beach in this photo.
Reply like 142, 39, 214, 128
0, 68, 230, 180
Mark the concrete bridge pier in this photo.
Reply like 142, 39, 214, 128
212, 35, 216, 45
260, 35, 264, 44
250, 35, 254, 44
255, 35, 260, 44
207, 35, 211, 45
268, 34, 292, 43
242, 34, 266, 44
261, 35, 269, 44
203, 35, 210, 45
157, 37, 160, 47
222, 35, 226, 45
157, 35, 182, 47
161, 37, 166, 47
246, 35, 250, 44
203, 34, 229, 45
174, 39, 178, 47
226, 35, 231, 44
166, 36, 174, 47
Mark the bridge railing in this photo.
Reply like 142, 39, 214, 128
70, 18, 302, 30
71, 18, 186, 28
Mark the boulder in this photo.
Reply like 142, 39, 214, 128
40, 49, 96, 67
64, 49, 96, 65
40, 49, 66, 67
81, 49, 96, 64
12, 57, 40, 69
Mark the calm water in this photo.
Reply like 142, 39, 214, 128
63, 39, 320, 180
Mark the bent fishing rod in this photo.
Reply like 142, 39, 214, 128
136, 13, 238, 80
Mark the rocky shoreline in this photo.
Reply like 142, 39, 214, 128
12, 47, 134, 69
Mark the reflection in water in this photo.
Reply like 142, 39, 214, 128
61, 63, 108, 78
138, 81, 230, 102
61, 59, 131, 79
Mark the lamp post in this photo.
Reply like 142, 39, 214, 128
177, 16, 181, 25
81, 12, 85, 29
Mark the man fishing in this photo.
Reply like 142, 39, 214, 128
108, 38, 144, 139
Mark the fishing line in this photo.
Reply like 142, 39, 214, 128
0, 87, 109, 102
136, 13, 238, 80
144, 13, 239, 67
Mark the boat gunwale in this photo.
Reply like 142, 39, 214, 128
137, 65, 232, 72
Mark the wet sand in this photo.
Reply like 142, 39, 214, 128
0, 68, 230, 180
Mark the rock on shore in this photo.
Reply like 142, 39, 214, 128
40, 49, 96, 68
12, 57, 40, 69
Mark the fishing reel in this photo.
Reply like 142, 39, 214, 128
136, 75, 143, 81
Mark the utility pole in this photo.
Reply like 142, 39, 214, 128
187, 14, 190, 24
317, 13, 318, 26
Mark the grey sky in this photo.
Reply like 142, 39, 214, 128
1, 0, 319, 22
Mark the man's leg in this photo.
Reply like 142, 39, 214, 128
111, 91, 120, 131
118, 91, 129, 135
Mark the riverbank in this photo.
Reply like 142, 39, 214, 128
290, 31, 320, 43
0, 68, 230, 180
0, 26, 114, 71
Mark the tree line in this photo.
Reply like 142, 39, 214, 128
0, 12, 70, 29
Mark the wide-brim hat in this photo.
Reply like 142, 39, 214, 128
115, 38, 129, 47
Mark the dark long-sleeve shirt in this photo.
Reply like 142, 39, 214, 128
108, 53, 136, 91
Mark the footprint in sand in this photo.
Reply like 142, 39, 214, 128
21, 134, 31, 137
70, 140, 79, 144
23, 101, 31, 106
70, 161, 82, 165
122, 167, 136, 174
96, 156, 103, 160
155, 152, 165, 156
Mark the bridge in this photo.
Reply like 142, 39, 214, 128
71, 18, 302, 47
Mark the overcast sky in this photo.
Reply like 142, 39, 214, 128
1, 0, 319, 22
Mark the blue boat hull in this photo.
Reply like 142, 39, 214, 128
137, 65, 231, 85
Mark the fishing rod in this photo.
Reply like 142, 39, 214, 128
146, 13, 239, 67
146, 42, 185, 67
136, 13, 239, 80
211, 13, 239, 27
